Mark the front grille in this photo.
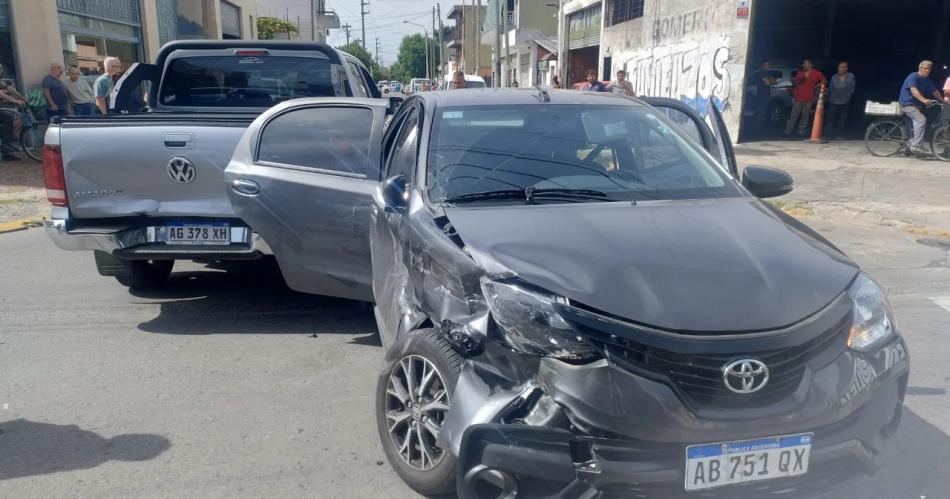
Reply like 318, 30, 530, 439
579, 313, 851, 409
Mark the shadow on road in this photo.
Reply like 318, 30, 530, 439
0, 419, 170, 480
133, 260, 378, 337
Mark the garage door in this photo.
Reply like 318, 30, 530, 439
568, 3, 601, 50
220, 1, 241, 38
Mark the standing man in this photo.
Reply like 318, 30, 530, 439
582, 70, 606, 92
899, 60, 946, 154
64, 66, 96, 115
0, 63, 24, 160
748, 61, 777, 129
42, 63, 69, 119
94, 57, 122, 114
607, 69, 635, 96
784, 59, 826, 136
825, 61, 855, 140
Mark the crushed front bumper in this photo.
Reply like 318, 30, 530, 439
450, 338, 909, 498
44, 216, 272, 259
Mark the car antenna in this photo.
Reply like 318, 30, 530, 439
534, 85, 550, 103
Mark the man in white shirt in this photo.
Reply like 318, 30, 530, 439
607, 69, 636, 97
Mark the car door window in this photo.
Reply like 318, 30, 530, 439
347, 62, 369, 97
257, 106, 375, 176
653, 107, 704, 145
384, 108, 420, 182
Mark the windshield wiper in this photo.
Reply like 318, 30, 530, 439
443, 187, 610, 205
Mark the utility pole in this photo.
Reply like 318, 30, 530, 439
438, 3, 444, 79
342, 23, 352, 45
493, 0, 501, 87
375, 37, 381, 66
502, 0, 510, 87
475, 0, 481, 76
361, 0, 370, 50
310, 0, 315, 40
432, 6, 437, 80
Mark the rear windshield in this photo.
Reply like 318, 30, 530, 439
427, 105, 740, 204
159, 56, 341, 107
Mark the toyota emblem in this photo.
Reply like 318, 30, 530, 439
722, 359, 770, 394
167, 157, 196, 183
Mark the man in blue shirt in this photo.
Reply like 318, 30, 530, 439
900, 60, 946, 153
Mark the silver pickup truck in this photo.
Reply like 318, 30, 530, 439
43, 40, 382, 288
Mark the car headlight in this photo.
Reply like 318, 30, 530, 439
847, 274, 898, 351
480, 277, 595, 360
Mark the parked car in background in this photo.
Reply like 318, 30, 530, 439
225, 88, 908, 498
44, 40, 380, 289
437, 74, 486, 90
409, 78, 431, 93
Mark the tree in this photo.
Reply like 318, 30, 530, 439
257, 17, 298, 40
336, 42, 386, 84
390, 34, 429, 83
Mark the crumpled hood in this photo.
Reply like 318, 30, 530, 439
445, 198, 859, 332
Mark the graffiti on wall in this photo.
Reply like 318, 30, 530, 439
620, 35, 733, 117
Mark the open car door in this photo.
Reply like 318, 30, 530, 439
224, 98, 388, 300
640, 97, 739, 178
110, 62, 159, 114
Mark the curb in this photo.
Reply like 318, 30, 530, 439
0, 218, 43, 234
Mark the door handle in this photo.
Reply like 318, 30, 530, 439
231, 179, 261, 196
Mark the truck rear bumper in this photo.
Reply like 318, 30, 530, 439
44, 217, 273, 258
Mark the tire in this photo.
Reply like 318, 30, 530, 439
865, 119, 906, 157
766, 101, 787, 128
19, 126, 42, 162
114, 260, 174, 288
376, 328, 463, 497
930, 124, 950, 162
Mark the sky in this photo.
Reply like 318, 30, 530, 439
325, 0, 456, 68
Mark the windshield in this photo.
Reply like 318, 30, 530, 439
159, 56, 339, 107
426, 105, 740, 205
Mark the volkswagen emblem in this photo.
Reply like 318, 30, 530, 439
722, 359, 770, 394
167, 157, 196, 183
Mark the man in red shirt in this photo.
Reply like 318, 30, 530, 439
784, 59, 827, 136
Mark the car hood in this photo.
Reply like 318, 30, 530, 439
444, 198, 859, 332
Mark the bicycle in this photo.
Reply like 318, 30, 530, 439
0, 106, 46, 162
864, 101, 950, 161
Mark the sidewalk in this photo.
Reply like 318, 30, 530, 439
736, 140, 950, 238
0, 157, 46, 226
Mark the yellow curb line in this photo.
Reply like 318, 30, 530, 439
0, 217, 43, 234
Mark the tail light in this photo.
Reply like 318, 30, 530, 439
42, 144, 68, 207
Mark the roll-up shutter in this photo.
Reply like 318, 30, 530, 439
220, 1, 241, 38
568, 4, 602, 50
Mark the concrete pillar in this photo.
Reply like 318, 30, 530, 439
139, 0, 161, 62
10, 0, 62, 89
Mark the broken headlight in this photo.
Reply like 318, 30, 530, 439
847, 273, 898, 351
480, 277, 595, 360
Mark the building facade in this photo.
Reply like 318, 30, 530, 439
446, 4, 492, 81
482, 0, 558, 87
255, 0, 339, 43
2, 0, 257, 95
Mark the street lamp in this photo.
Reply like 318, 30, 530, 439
403, 20, 431, 80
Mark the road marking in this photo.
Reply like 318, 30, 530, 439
0, 217, 43, 234
931, 297, 950, 313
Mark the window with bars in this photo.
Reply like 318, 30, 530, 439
605, 0, 644, 26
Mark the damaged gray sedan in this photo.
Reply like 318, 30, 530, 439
227, 90, 909, 498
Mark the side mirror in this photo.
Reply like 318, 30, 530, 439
742, 166, 794, 198
381, 175, 409, 214
388, 95, 405, 115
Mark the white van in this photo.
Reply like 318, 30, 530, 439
438, 74, 487, 90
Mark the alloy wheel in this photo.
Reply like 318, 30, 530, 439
384, 355, 450, 471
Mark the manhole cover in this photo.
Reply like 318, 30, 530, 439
917, 238, 950, 250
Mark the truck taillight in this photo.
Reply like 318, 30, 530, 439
42, 145, 68, 207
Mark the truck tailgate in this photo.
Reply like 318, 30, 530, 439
61, 114, 256, 219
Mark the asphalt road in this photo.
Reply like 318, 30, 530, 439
1, 210, 949, 498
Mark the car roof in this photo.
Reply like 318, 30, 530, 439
418, 88, 643, 108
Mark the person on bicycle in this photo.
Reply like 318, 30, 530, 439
899, 60, 947, 154
0, 64, 23, 160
